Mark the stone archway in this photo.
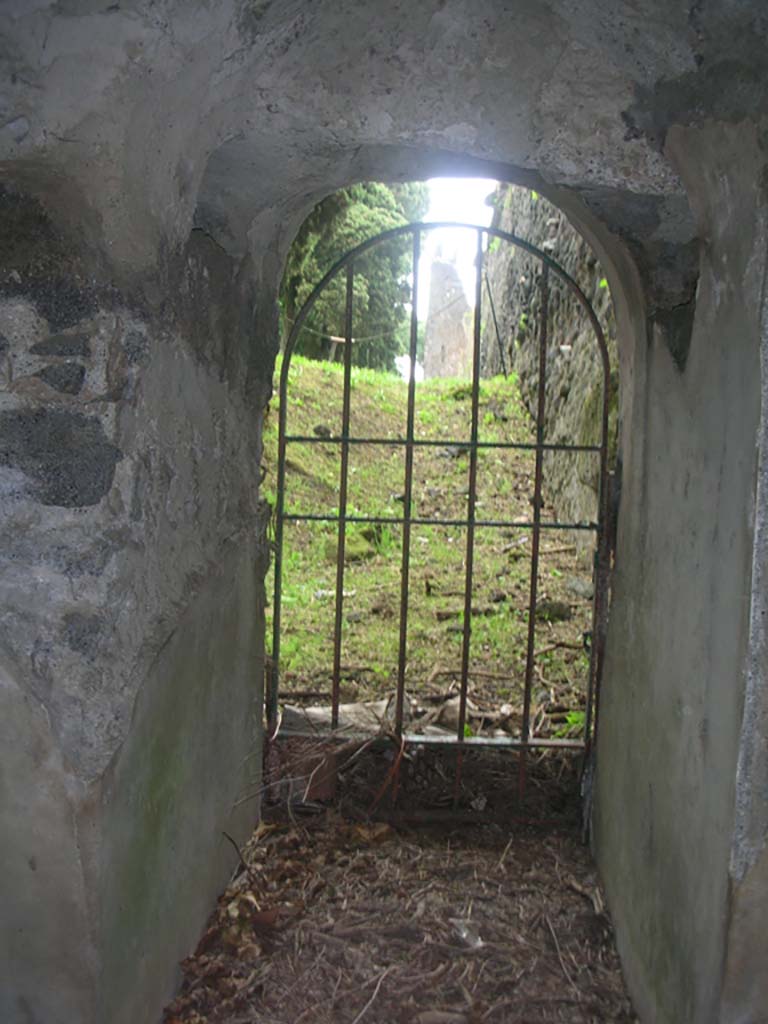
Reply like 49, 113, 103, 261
1, 5, 767, 1023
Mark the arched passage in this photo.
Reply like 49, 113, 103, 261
1, 4, 766, 1023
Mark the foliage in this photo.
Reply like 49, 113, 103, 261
554, 710, 586, 738
279, 182, 429, 372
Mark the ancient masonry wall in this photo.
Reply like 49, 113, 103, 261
0, 186, 273, 1024
481, 186, 618, 543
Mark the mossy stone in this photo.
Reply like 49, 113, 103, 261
324, 532, 375, 563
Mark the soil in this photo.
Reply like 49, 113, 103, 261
162, 750, 637, 1024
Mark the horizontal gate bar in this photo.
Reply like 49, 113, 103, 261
284, 434, 602, 454
273, 729, 585, 751
282, 512, 598, 531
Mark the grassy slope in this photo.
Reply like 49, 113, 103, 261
263, 356, 595, 740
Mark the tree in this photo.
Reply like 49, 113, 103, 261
279, 181, 429, 372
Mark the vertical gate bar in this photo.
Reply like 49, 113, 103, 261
456, 230, 486, 749
519, 263, 550, 797
484, 272, 508, 379
584, 346, 612, 747
331, 263, 355, 730
395, 229, 421, 736
269, 352, 292, 736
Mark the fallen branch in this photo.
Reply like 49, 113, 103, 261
427, 668, 515, 682
534, 641, 585, 657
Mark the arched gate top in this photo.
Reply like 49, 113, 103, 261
281, 221, 610, 388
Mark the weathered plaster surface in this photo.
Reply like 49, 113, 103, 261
0, 659, 96, 1024
595, 121, 768, 1024
1, 0, 703, 270
0, 195, 266, 783
99, 539, 265, 1024
721, 143, 768, 1023
0, 3, 767, 1022
0, 185, 270, 1020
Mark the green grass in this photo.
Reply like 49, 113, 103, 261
263, 355, 595, 738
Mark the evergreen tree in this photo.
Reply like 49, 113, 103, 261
280, 182, 428, 372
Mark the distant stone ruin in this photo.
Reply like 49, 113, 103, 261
423, 258, 471, 379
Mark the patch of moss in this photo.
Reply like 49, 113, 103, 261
324, 531, 375, 563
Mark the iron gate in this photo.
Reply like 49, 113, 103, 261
267, 221, 612, 800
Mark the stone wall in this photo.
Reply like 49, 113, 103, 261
481, 186, 618, 544
0, 185, 271, 1023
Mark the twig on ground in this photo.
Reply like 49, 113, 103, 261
546, 914, 579, 995
221, 830, 259, 888
350, 965, 394, 1024
534, 640, 586, 657
428, 668, 515, 682
496, 836, 514, 870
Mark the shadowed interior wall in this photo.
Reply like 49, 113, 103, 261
595, 122, 767, 1024
100, 540, 265, 1024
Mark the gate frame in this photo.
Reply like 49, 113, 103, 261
268, 221, 612, 796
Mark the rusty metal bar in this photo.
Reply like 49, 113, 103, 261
284, 434, 601, 453
279, 223, 614, 371
584, 342, 612, 748
283, 513, 598, 531
456, 230, 485, 746
275, 728, 585, 751
330, 263, 355, 729
484, 272, 508, 378
269, 420, 288, 735
519, 264, 550, 798
395, 229, 421, 735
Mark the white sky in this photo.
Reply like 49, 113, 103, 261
417, 177, 497, 320
396, 177, 497, 380
424, 176, 498, 226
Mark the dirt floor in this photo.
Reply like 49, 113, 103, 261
162, 747, 637, 1024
